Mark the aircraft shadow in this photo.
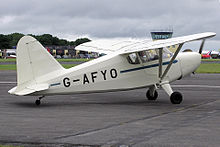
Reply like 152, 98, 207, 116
9, 99, 170, 108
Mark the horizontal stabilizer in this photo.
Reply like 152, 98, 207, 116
8, 86, 35, 96
8, 83, 49, 96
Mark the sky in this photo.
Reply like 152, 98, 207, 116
0, 0, 220, 51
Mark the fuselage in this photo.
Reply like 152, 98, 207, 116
34, 51, 201, 96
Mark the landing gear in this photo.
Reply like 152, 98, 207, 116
146, 90, 158, 100
170, 92, 183, 104
35, 99, 41, 106
161, 82, 183, 104
146, 86, 158, 101
35, 96, 45, 106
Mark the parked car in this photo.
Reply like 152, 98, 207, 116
56, 55, 62, 59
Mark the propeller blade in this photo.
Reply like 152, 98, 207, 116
199, 39, 206, 54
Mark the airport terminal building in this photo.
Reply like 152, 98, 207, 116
150, 30, 179, 53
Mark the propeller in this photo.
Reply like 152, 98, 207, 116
192, 39, 206, 75
199, 39, 206, 54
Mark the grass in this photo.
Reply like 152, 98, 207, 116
195, 63, 220, 73
0, 65, 16, 70
201, 59, 220, 62
0, 59, 16, 62
1, 59, 220, 73
0, 64, 77, 70
56, 58, 92, 62
62, 64, 77, 69
1, 58, 215, 62
0, 58, 91, 63
0, 58, 86, 70
0, 145, 23, 147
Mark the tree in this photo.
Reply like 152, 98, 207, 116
68, 41, 76, 46
0, 33, 91, 48
36, 34, 53, 46
58, 39, 68, 46
74, 38, 91, 46
0, 34, 11, 49
8, 33, 24, 47
52, 37, 60, 46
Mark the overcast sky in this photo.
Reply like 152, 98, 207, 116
0, 0, 220, 50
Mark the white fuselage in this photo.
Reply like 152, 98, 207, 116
34, 52, 201, 96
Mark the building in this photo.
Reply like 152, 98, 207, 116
150, 29, 178, 53
45, 45, 76, 58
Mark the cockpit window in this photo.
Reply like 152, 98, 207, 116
163, 47, 173, 58
138, 49, 159, 63
127, 53, 140, 64
127, 48, 173, 64
138, 49, 172, 63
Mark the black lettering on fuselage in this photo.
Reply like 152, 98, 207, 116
91, 72, 98, 83
63, 69, 118, 86
83, 74, 90, 84
63, 77, 71, 87
101, 70, 107, 80
110, 68, 118, 78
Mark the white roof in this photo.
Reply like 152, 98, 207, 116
211, 51, 219, 54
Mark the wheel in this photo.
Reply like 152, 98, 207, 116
170, 92, 183, 104
35, 99, 41, 106
146, 90, 158, 100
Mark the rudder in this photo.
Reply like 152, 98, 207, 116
9, 36, 64, 95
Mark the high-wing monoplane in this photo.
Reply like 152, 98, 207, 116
8, 32, 216, 105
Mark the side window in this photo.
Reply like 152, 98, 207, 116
138, 51, 149, 63
163, 47, 173, 59
127, 53, 140, 64
127, 48, 172, 64
163, 52, 172, 58
139, 49, 159, 63
146, 49, 159, 61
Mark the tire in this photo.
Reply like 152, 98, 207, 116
35, 100, 41, 106
170, 92, 183, 104
146, 90, 158, 100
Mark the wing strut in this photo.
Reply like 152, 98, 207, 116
160, 43, 184, 81
158, 48, 163, 78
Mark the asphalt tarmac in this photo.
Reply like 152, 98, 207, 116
0, 70, 220, 147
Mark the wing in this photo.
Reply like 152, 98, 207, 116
75, 32, 216, 55
120, 32, 216, 54
118, 32, 216, 82
76, 32, 215, 89
75, 39, 144, 54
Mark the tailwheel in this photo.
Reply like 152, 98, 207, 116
35, 96, 45, 106
146, 90, 158, 101
170, 92, 183, 104
35, 99, 41, 106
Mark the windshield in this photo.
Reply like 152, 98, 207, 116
127, 48, 173, 64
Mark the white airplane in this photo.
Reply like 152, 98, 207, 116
8, 32, 216, 105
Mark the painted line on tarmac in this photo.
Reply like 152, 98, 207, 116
55, 99, 219, 140
0, 81, 17, 84
173, 85, 220, 88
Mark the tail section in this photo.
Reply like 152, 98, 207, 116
9, 36, 64, 95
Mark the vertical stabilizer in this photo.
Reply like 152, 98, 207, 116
9, 36, 64, 95
17, 36, 64, 85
